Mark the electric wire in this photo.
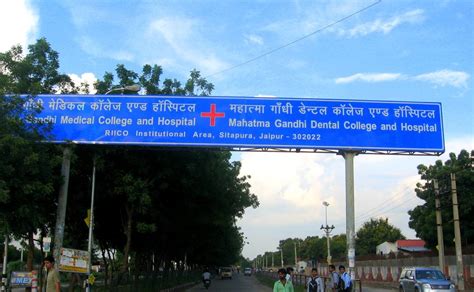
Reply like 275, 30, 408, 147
204, 0, 382, 78
355, 185, 413, 220
356, 192, 420, 224
356, 191, 415, 223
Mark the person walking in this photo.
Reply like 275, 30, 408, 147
274, 268, 294, 292
328, 264, 339, 291
305, 268, 324, 292
285, 267, 294, 282
41, 255, 61, 292
338, 265, 352, 292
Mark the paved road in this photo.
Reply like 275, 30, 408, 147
362, 287, 397, 292
186, 272, 271, 291
185, 272, 398, 292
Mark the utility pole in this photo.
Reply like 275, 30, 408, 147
294, 242, 297, 267
280, 248, 284, 267
451, 173, 464, 290
434, 180, 445, 272
272, 252, 274, 268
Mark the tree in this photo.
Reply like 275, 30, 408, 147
356, 218, 405, 255
2, 40, 260, 288
408, 150, 474, 248
0, 39, 72, 270
86, 64, 258, 284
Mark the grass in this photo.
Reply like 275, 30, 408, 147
255, 273, 305, 292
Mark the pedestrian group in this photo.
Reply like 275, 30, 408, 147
273, 264, 353, 292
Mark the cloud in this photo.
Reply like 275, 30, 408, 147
254, 94, 277, 98
68, 73, 98, 94
147, 17, 228, 75
414, 69, 470, 88
237, 134, 473, 258
335, 73, 403, 84
244, 34, 264, 45
334, 70, 470, 88
0, 0, 38, 52
340, 9, 425, 38
77, 36, 135, 62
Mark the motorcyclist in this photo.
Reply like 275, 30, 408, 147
202, 268, 211, 289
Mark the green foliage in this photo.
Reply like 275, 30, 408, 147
7, 260, 26, 273
0, 39, 64, 244
408, 149, 474, 248
255, 234, 347, 267
1, 39, 259, 285
355, 218, 405, 255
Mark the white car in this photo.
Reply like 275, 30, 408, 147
244, 268, 252, 276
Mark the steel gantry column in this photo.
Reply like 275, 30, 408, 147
342, 151, 357, 280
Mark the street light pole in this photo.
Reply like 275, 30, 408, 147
86, 157, 96, 292
86, 85, 141, 292
105, 84, 141, 95
321, 201, 335, 265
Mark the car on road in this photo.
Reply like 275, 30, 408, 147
244, 267, 252, 276
399, 267, 455, 292
220, 267, 232, 279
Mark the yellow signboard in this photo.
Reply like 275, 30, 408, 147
59, 248, 89, 274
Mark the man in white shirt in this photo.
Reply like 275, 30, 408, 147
305, 268, 324, 292
285, 267, 294, 282
328, 264, 339, 291
338, 265, 352, 292
202, 268, 211, 286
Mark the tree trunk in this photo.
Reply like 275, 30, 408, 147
99, 241, 109, 286
120, 206, 134, 284
26, 231, 34, 271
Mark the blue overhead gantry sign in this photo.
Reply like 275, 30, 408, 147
23, 95, 444, 153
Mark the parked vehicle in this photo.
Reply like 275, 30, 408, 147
244, 267, 252, 276
399, 267, 455, 292
220, 267, 233, 279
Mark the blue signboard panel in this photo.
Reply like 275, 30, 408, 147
23, 95, 444, 152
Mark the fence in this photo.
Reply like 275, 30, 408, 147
317, 254, 474, 289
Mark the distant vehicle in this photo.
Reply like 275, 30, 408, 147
244, 267, 252, 276
220, 267, 232, 279
399, 267, 455, 292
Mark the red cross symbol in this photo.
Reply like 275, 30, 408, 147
200, 103, 225, 126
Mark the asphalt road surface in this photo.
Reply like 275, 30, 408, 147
186, 272, 271, 291
185, 273, 398, 292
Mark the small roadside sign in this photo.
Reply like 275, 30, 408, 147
43, 237, 51, 253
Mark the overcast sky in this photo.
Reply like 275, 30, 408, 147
1, 0, 472, 259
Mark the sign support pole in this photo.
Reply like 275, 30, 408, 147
86, 157, 97, 292
343, 151, 357, 280
53, 147, 72, 270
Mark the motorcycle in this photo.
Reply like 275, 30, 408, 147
203, 279, 211, 289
